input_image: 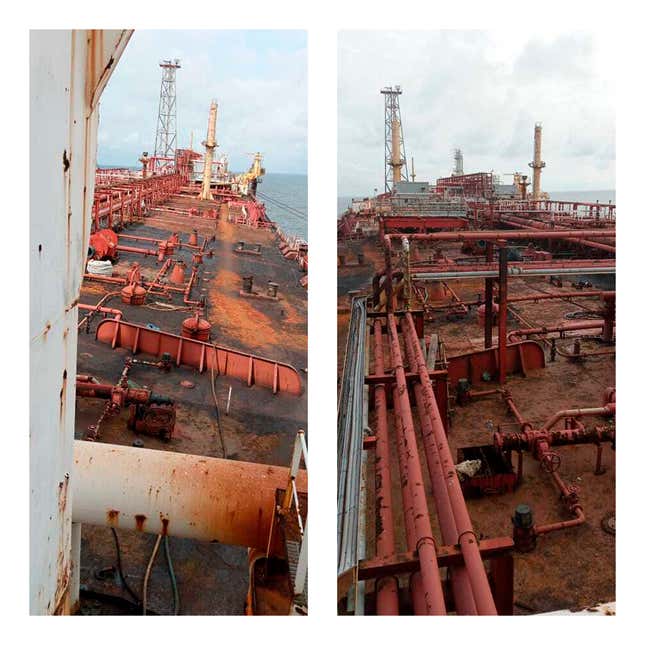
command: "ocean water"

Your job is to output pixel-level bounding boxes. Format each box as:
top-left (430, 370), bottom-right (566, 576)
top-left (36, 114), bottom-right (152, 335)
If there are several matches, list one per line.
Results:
top-left (257, 173), bottom-right (308, 240)
top-left (338, 189), bottom-right (616, 217)
top-left (548, 190), bottom-right (615, 204)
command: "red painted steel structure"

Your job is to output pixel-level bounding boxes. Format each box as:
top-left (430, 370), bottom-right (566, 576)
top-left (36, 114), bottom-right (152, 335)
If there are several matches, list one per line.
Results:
top-left (94, 319), bottom-right (303, 395)
top-left (379, 215), bottom-right (469, 236)
top-left (436, 172), bottom-right (494, 199)
top-left (91, 172), bottom-right (184, 232)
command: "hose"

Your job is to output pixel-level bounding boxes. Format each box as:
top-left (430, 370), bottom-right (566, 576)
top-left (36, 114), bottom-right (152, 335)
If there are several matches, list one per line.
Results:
top-left (563, 310), bottom-right (603, 320)
top-left (80, 588), bottom-right (158, 615)
top-left (211, 343), bottom-right (227, 458)
top-left (142, 534), bottom-right (163, 615)
top-left (110, 527), bottom-right (141, 604)
top-left (164, 536), bottom-right (180, 615)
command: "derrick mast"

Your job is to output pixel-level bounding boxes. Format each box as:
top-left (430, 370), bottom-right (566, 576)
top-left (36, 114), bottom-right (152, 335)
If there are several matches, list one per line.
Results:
top-left (381, 85), bottom-right (409, 193)
top-left (153, 59), bottom-right (180, 172)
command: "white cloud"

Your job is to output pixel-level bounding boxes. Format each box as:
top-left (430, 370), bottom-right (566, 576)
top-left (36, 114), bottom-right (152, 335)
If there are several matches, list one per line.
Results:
top-left (97, 30), bottom-right (307, 174)
top-left (338, 30), bottom-right (615, 195)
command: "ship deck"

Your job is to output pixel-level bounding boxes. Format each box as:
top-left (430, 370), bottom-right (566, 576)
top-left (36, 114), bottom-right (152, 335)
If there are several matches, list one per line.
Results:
top-left (338, 235), bottom-right (615, 614)
top-left (76, 192), bottom-right (307, 615)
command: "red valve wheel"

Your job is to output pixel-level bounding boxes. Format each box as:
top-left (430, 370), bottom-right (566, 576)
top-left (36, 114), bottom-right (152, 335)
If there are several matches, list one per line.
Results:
top-left (540, 451), bottom-right (561, 473)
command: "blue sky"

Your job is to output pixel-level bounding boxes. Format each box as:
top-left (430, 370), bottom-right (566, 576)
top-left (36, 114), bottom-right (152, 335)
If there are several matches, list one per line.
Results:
top-left (97, 30), bottom-right (307, 174)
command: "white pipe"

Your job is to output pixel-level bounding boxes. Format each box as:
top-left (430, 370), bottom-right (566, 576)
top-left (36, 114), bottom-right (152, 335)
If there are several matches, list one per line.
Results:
top-left (72, 440), bottom-right (306, 550)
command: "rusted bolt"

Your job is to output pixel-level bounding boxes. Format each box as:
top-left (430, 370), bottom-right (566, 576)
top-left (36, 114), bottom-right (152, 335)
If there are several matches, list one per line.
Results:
top-left (242, 275), bottom-right (253, 294)
top-left (236, 241), bottom-right (245, 251)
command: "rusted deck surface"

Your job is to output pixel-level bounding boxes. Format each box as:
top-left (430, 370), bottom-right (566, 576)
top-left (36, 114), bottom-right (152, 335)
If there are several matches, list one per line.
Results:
top-left (338, 236), bottom-right (615, 614)
top-left (76, 192), bottom-right (307, 615)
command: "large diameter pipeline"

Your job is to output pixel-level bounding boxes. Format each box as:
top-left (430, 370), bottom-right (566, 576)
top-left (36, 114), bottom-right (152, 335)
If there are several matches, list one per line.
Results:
top-left (402, 313), bottom-right (498, 615)
top-left (372, 320), bottom-right (399, 615)
top-left (72, 441), bottom-right (307, 550)
top-left (387, 314), bottom-right (446, 615)
top-left (401, 322), bottom-right (478, 615)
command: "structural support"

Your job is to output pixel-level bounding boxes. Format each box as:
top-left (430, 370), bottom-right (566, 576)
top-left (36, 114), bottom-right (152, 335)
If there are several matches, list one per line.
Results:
top-left (484, 242), bottom-right (494, 349)
top-left (498, 244), bottom-right (508, 385)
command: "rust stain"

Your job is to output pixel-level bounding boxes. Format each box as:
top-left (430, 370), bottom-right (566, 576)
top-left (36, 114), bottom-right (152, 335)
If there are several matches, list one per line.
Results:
top-left (59, 369), bottom-right (68, 421)
top-left (134, 514), bottom-right (147, 531)
top-left (106, 509), bottom-right (120, 526)
top-left (160, 514), bottom-right (170, 535)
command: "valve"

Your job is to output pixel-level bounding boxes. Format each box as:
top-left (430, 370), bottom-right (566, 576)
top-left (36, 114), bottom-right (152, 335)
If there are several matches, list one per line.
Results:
top-left (539, 450), bottom-right (561, 473)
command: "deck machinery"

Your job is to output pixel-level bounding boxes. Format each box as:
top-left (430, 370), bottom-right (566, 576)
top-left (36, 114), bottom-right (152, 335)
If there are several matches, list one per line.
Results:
top-left (337, 89), bottom-right (615, 616)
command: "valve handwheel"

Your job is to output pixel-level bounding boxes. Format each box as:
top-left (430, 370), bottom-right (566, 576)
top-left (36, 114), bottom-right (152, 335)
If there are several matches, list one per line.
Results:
top-left (540, 451), bottom-right (561, 473)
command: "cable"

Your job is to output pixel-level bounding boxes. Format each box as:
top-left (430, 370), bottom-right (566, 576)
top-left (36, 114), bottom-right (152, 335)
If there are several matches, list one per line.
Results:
top-left (110, 527), bottom-right (141, 604)
top-left (564, 310), bottom-right (603, 320)
top-left (142, 534), bottom-right (163, 615)
top-left (80, 588), bottom-right (158, 615)
top-left (210, 343), bottom-right (227, 458)
top-left (164, 535), bottom-right (180, 615)
top-left (256, 191), bottom-right (307, 219)
top-left (257, 190), bottom-right (307, 216)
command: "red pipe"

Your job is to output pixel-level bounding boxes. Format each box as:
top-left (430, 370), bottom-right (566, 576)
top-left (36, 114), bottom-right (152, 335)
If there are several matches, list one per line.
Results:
top-left (145, 258), bottom-right (173, 298)
top-left (183, 266), bottom-right (203, 307)
top-left (387, 314), bottom-right (447, 615)
top-left (498, 246), bottom-right (508, 385)
top-left (372, 320), bottom-right (399, 615)
top-left (401, 322), bottom-right (478, 615)
top-left (533, 469), bottom-right (585, 535)
top-left (534, 507), bottom-right (585, 535)
top-left (392, 386), bottom-right (428, 615)
top-left (116, 244), bottom-right (158, 257)
top-left (83, 273), bottom-right (127, 286)
top-left (499, 215), bottom-right (616, 253)
top-left (386, 229), bottom-right (615, 242)
top-left (402, 313), bottom-right (498, 615)
top-left (507, 321), bottom-right (606, 343)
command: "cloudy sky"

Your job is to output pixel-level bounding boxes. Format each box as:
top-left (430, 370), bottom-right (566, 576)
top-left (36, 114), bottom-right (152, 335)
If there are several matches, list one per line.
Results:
top-left (98, 30), bottom-right (307, 174)
top-left (338, 31), bottom-right (615, 196)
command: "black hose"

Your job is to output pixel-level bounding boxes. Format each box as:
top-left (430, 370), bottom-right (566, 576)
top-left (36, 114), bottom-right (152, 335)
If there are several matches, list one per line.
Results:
top-left (80, 588), bottom-right (158, 615)
top-left (164, 536), bottom-right (180, 615)
top-left (111, 528), bottom-right (141, 604)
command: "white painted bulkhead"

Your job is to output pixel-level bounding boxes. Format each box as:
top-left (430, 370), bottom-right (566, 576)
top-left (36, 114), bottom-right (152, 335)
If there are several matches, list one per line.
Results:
top-left (29, 29), bottom-right (132, 615)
